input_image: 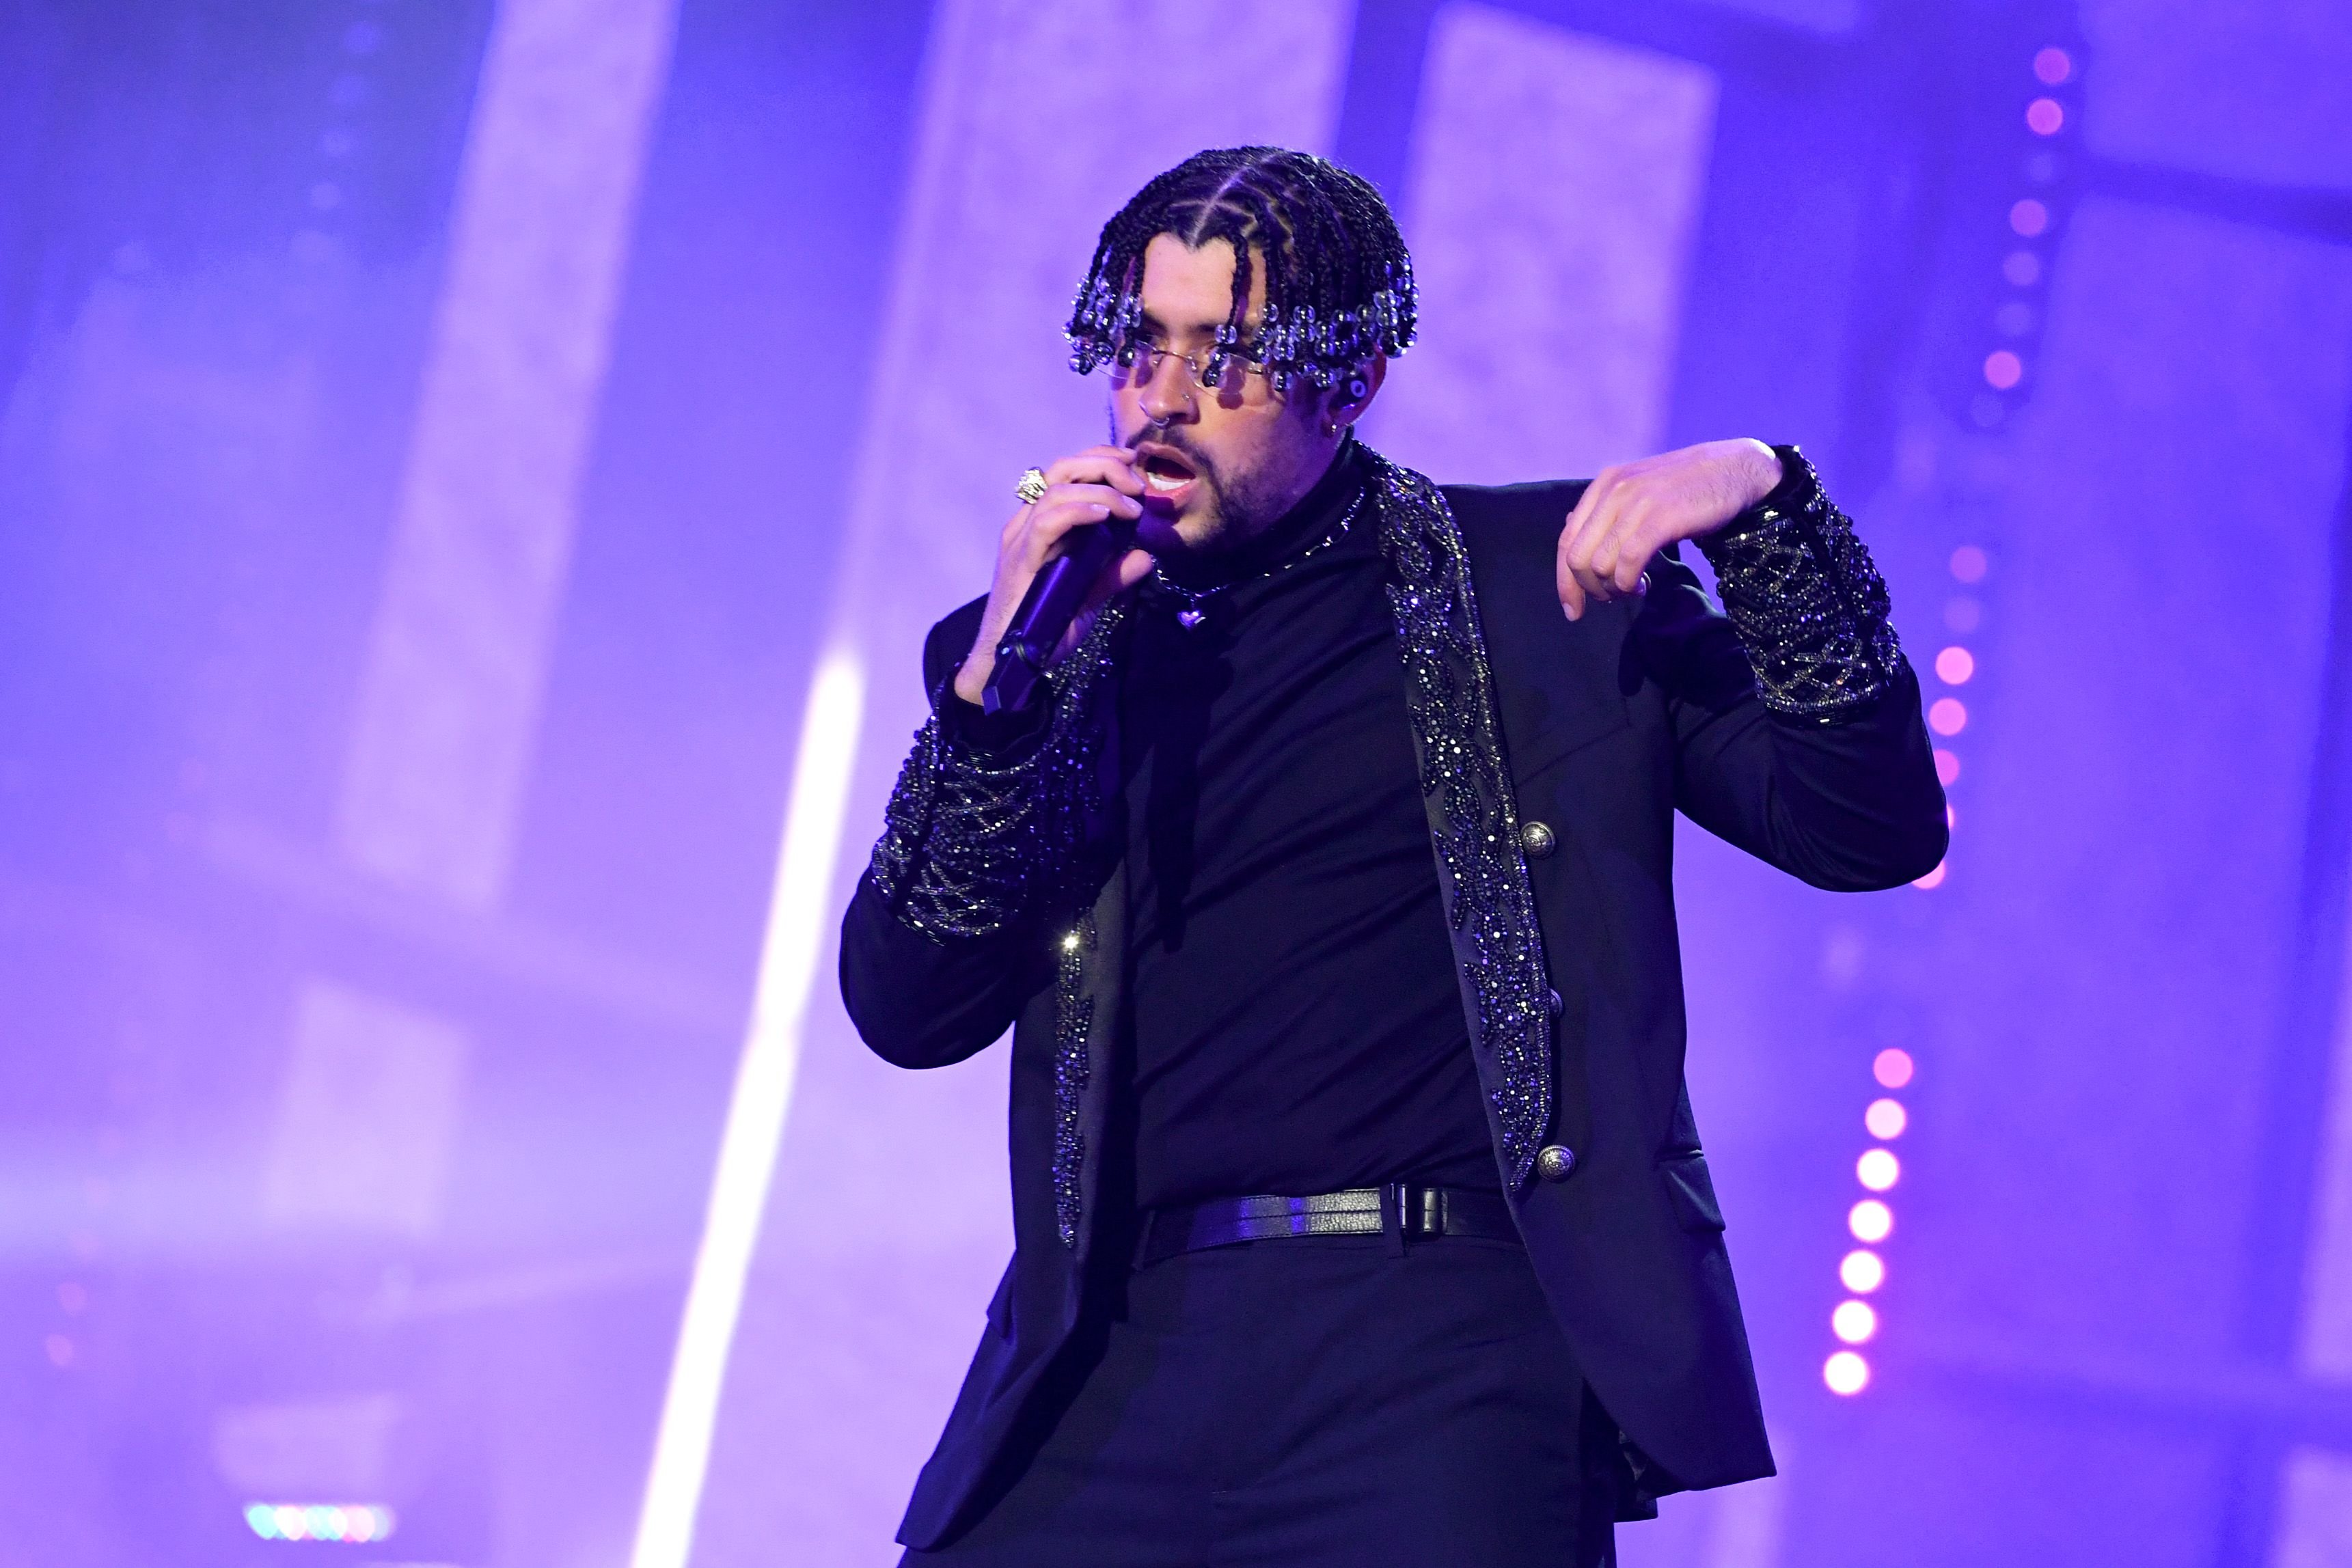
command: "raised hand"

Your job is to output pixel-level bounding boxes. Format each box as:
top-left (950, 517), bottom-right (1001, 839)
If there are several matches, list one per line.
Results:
top-left (953, 446), bottom-right (1158, 706)
top-left (1557, 438), bottom-right (1783, 621)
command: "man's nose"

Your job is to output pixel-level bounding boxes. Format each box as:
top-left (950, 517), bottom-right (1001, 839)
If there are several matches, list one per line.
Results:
top-left (1139, 357), bottom-right (1194, 424)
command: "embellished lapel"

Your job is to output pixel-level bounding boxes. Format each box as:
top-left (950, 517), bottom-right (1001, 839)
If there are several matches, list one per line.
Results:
top-left (1365, 452), bottom-right (1557, 1190)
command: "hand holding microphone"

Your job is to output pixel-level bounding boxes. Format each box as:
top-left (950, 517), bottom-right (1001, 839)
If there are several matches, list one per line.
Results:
top-left (955, 446), bottom-right (1156, 714)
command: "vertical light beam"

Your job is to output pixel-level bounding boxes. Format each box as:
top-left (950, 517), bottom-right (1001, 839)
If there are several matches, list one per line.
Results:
top-left (337, 0), bottom-right (681, 909)
top-left (629, 650), bottom-right (866, 1568)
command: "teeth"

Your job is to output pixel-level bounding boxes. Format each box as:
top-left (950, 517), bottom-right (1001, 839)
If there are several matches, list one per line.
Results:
top-left (1146, 470), bottom-right (1188, 492)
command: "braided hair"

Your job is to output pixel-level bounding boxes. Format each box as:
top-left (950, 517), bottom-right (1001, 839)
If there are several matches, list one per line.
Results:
top-left (1065, 147), bottom-right (1417, 397)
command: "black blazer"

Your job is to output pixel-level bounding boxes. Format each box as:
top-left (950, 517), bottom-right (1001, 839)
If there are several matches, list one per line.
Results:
top-left (842, 477), bottom-right (1948, 1550)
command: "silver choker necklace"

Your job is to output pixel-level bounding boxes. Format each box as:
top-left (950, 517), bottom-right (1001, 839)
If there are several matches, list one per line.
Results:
top-left (1149, 489), bottom-right (1367, 629)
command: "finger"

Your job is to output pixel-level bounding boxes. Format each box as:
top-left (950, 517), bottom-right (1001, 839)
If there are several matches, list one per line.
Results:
top-left (1021, 491), bottom-right (1138, 565)
top-left (1585, 493), bottom-right (1648, 597)
top-left (1039, 479), bottom-right (1142, 520)
top-left (1044, 449), bottom-right (1143, 497)
top-left (1559, 568), bottom-right (1588, 622)
top-left (1564, 482), bottom-right (1627, 603)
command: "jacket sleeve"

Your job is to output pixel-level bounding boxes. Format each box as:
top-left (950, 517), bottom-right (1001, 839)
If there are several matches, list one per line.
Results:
top-left (838, 601), bottom-right (1056, 1069)
top-left (1632, 450), bottom-right (1949, 892)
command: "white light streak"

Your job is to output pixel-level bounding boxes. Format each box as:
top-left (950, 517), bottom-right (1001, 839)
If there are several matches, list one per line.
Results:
top-left (629, 649), bottom-right (866, 1568)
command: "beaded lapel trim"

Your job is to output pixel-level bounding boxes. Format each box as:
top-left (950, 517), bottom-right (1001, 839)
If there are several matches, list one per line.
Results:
top-left (1365, 454), bottom-right (1555, 1190)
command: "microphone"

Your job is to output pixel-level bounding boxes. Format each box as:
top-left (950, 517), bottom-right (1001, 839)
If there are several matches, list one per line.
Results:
top-left (980, 520), bottom-right (1134, 715)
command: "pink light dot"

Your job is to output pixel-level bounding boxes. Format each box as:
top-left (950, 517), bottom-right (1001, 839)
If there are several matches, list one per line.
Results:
top-left (1935, 646), bottom-right (1975, 685)
top-left (1833, 1298), bottom-right (1880, 1343)
top-left (1950, 545), bottom-right (1988, 583)
top-left (1841, 1249), bottom-right (1887, 1293)
top-left (1913, 861), bottom-right (1947, 890)
top-left (1857, 1148), bottom-right (1901, 1191)
top-left (1946, 803), bottom-right (1957, 829)
top-left (1874, 1049), bottom-right (1915, 1089)
top-left (1984, 350), bottom-right (2023, 389)
top-left (1933, 748), bottom-right (1960, 786)
top-left (2010, 199), bottom-right (2049, 236)
top-left (2004, 249), bottom-right (2042, 286)
top-left (1824, 1349), bottom-right (1872, 1394)
top-left (1850, 1199), bottom-right (1893, 1242)
top-left (2026, 97), bottom-right (2064, 135)
top-left (273, 1507), bottom-right (307, 1541)
top-left (2034, 46), bottom-right (2072, 84)
top-left (1865, 1098), bottom-right (1909, 1139)
top-left (1928, 698), bottom-right (1968, 736)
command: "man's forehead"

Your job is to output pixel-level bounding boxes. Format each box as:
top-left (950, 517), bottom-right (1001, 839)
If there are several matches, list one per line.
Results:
top-left (1138, 233), bottom-right (1268, 333)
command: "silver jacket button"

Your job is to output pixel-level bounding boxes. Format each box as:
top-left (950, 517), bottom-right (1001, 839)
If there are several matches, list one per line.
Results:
top-left (1520, 820), bottom-right (1557, 858)
top-left (1535, 1144), bottom-right (1577, 1182)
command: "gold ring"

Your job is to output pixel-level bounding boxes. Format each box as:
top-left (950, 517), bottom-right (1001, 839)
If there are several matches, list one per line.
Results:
top-left (1014, 467), bottom-right (1049, 505)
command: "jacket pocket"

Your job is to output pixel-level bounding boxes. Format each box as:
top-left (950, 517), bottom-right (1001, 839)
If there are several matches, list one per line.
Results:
top-left (1659, 1152), bottom-right (1726, 1233)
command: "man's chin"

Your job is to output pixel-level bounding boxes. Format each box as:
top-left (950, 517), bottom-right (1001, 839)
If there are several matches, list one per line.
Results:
top-left (1134, 503), bottom-right (1222, 557)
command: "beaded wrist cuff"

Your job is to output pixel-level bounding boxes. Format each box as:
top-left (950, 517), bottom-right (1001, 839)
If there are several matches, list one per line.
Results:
top-left (1697, 445), bottom-right (1902, 720)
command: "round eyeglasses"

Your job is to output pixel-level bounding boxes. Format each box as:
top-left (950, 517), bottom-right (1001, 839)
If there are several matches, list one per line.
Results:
top-left (1108, 341), bottom-right (1268, 396)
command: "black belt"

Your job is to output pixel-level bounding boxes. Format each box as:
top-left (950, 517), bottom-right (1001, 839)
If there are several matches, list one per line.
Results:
top-left (1135, 1183), bottom-right (1520, 1269)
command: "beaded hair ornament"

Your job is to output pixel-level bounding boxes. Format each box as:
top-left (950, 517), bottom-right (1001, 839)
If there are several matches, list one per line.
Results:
top-left (1064, 146), bottom-right (1417, 395)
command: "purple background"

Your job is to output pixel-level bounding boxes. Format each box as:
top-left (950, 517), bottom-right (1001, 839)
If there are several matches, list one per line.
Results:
top-left (3, 1), bottom-right (2351, 1565)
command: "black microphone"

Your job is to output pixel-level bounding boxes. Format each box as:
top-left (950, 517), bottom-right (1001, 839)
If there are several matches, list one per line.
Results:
top-left (980, 520), bottom-right (1134, 715)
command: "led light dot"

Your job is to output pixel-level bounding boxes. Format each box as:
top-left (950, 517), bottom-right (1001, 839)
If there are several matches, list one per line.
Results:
top-left (1841, 1249), bottom-right (1887, 1293)
top-left (2034, 46), bottom-right (2072, 84)
top-left (1857, 1148), bottom-right (1901, 1191)
top-left (1928, 697), bottom-right (1968, 736)
top-left (1865, 1098), bottom-right (1908, 1140)
top-left (2010, 198), bottom-right (2049, 236)
top-left (1912, 862), bottom-right (1947, 890)
top-left (1934, 646), bottom-right (1975, 685)
top-left (1874, 1049), bottom-right (1915, 1089)
top-left (1833, 1298), bottom-right (1879, 1343)
top-left (1824, 1349), bottom-right (1872, 1394)
top-left (1850, 1198), bottom-right (1893, 1243)
top-left (1933, 747), bottom-right (1960, 786)
top-left (2026, 97), bottom-right (2064, 135)
top-left (1983, 350), bottom-right (2023, 390)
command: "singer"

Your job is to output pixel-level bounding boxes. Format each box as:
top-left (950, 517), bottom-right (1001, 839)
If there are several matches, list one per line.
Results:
top-left (842, 147), bottom-right (1946, 1566)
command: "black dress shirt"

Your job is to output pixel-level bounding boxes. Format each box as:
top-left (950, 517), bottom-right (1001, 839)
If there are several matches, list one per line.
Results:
top-left (1114, 443), bottom-right (1496, 1210)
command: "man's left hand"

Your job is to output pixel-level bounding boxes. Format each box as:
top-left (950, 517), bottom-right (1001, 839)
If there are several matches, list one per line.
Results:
top-left (1557, 438), bottom-right (1783, 621)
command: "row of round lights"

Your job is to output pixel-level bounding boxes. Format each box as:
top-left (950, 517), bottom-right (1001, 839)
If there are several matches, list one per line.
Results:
top-left (1913, 545), bottom-right (1986, 890)
top-left (244, 1502), bottom-right (396, 1543)
top-left (1823, 1047), bottom-right (1915, 1394)
top-left (1972, 44), bottom-right (2078, 428)
top-left (1822, 546), bottom-right (1987, 1393)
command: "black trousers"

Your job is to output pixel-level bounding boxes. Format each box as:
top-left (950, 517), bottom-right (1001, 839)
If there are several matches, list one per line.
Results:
top-left (901, 1231), bottom-right (1619, 1567)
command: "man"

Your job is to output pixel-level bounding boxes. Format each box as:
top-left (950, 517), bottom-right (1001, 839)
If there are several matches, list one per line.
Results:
top-left (841, 147), bottom-right (1945, 1565)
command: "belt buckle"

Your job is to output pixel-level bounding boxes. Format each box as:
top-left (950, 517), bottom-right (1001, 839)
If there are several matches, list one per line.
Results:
top-left (1379, 1182), bottom-right (1410, 1256)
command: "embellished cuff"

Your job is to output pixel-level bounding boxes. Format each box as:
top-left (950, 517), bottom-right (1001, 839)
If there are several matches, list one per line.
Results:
top-left (864, 610), bottom-right (1122, 940)
top-left (866, 711), bottom-right (1054, 940)
top-left (1697, 445), bottom-right (1903, 720)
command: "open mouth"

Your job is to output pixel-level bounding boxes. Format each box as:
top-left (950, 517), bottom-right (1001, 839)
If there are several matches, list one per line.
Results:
top-left (1138, 446), bottom-right (1201, 506)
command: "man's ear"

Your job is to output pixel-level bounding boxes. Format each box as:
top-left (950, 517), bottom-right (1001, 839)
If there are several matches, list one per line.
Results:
top-left (1330, 354), bottom-right (1388, 429)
